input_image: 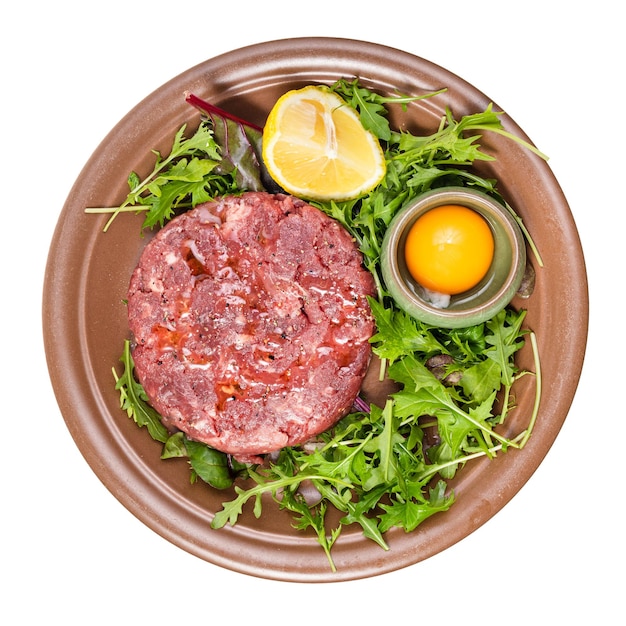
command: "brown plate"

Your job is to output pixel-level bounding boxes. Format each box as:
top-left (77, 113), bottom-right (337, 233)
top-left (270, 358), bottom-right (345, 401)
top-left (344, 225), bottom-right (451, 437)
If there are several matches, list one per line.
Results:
top-left (42, 37), bottom-right (588, 582)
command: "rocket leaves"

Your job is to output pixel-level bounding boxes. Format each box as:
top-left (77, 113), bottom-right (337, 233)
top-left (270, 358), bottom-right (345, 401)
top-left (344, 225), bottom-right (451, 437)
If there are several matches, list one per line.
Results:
top-left (113, 340), bottom-right (169, 444)
top-left (86, 112), bottom-right (253, 232)
top-left (208, 308), bottom-right (536, 573)
top-left (106, 79), bottom-right (542, 571)
top-left (368, 297), bottom-right (447, 362)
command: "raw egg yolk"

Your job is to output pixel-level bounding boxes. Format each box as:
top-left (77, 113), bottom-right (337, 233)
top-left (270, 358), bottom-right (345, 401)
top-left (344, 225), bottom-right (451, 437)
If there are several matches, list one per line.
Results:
top-left (404, 204), bottom-right (495, 295)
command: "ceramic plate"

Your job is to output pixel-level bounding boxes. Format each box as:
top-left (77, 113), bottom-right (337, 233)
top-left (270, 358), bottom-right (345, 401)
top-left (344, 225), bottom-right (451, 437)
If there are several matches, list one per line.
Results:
top-left (43, 37), bottom-right (588, 582)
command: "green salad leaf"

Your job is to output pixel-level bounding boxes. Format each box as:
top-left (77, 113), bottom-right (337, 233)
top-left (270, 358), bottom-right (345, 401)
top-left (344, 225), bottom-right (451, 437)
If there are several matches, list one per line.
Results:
top-left (113, 340), bottom-right (169, 443)
top-left (86, 121), bottom-right (237, 232)
top-left (107, 79), bottom-right (543, 571)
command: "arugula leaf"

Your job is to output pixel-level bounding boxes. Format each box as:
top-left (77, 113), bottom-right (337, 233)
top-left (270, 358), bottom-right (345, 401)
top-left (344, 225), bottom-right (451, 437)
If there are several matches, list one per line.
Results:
top-left (361, 400), bottom-right (403, 488)
top-left (394, 104), bottom-right (547, 165)
top-left (459, 359), bottom-right (503, 405)
top-left (389, 354), bottom-right (445, 398)
top-left (312, 87), bottom-right (543, 301)
top-left (139, 159), bottom-right (225, 229)
top-left (101, 122), bottom-right (223, 231)
top-left (211, 468), bottom-right (353, 530)
top-left (337, 490), bottom-right (389, 551)
top-left (113, 340), bottom-right (169, 443)
top-left (483, 309), bottom-right (527, 386)
top-left (86, 118), bottom-right (250, 231)
top-left (105, 80), bottom-right (544, 571)
top-left (278, 490), bottom-right (341, 573)
top-left (437, 393), bottom-right (495, 458)
top-left (368, 298), bottom-right (446, 363)
top-left (331, 77), bottom-right (447, 142)
top-left (378, 480), bottom-right (453, 534)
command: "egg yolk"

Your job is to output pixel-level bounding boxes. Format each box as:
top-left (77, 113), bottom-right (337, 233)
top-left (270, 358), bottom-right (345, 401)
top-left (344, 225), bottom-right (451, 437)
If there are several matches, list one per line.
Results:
top-left (404, 204), bottom-right (495, 295)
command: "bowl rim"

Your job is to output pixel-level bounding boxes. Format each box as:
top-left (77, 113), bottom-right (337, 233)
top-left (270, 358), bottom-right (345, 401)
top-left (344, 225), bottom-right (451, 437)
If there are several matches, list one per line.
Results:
top-left (381, 186), bottom-right (527, 328)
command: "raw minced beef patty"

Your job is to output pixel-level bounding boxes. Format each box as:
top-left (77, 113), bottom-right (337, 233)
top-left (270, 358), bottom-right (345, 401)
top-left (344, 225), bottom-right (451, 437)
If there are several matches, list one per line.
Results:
top-left (127, 191), bottom-right (376, 462)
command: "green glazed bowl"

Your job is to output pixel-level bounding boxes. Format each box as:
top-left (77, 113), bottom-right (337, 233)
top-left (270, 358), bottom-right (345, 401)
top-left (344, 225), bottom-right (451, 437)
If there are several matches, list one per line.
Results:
top-left (380, 187), bottom-right (526, 328)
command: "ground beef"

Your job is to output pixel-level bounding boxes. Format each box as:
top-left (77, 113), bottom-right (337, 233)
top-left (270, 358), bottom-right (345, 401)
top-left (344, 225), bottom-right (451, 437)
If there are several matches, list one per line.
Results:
top-left (127, 192), bottom-right (376, 462)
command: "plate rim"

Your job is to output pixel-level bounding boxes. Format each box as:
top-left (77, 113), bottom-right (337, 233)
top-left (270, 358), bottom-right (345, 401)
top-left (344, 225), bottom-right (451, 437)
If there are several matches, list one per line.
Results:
top-left (42, 36), bottom-right (589, 582)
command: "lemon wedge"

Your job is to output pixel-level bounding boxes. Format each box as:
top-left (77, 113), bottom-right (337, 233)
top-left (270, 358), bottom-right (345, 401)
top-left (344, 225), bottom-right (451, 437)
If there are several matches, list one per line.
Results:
top-left (262, 85), bottom-right (386, 201)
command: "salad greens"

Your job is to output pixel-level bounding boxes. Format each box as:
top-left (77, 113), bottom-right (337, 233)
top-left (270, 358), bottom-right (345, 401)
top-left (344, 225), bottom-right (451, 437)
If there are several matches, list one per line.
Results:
top-left (101, 79), bottom-right (543, 571)
top-left (87, 120), bottom-right (237, 232)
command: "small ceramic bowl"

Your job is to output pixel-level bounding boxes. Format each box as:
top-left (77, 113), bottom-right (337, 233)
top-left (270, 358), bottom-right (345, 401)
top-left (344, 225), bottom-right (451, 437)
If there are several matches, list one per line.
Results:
top-left (380, 187), bottom-right (526, 328)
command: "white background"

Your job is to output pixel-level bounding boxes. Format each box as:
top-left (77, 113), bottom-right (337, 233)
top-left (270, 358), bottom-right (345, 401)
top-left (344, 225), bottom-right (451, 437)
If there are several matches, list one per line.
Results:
top-left (2, 2), bottom-right (621, 623)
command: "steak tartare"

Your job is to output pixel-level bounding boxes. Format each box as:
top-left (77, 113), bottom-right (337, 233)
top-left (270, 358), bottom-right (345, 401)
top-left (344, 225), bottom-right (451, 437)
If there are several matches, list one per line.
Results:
top-left (127, 192), bottom-right (376, 462)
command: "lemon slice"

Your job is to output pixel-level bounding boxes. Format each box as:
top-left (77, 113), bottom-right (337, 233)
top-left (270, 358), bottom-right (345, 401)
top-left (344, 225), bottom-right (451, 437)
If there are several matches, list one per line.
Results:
top-left (262, 85), bottom-right (386, 201)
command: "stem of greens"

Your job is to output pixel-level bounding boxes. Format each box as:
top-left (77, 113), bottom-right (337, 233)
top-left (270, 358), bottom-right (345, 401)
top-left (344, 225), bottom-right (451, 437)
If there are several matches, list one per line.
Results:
top-left (185, 92), bottom-right (264, 132)
top-left (504, 201), bottom-right (544, 267)
top-left (518, 332), bottom-right (542, 448)
top-left (84, 205), bottom-right (147, 214)
top-left (479, 125), bottom-right (549, 161)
